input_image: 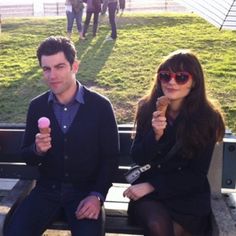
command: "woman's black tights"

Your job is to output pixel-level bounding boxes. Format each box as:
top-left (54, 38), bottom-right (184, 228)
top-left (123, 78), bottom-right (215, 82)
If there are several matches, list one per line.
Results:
top-left (129, 199), bottom-right (175, 236)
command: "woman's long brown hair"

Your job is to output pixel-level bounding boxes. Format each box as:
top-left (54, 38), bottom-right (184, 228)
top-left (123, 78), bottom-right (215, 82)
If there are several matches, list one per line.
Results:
top-left (134, 50), bottom-right (225, 158)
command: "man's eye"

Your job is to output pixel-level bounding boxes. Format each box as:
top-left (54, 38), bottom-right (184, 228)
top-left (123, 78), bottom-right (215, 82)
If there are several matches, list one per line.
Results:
top-left (57, 65), bottom-right (65, 69)
top-left (43, 68), bottom-right (50, 72)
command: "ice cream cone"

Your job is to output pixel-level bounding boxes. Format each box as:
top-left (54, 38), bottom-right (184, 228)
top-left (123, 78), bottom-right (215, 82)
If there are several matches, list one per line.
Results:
top-left (38, 117), bottom-right (50, 134)
top-left (156, 96), bottom-right (169, 116)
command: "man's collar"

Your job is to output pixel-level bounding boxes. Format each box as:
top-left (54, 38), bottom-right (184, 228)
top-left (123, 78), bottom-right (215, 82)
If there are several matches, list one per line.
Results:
top-left (48, 81), bottom-right (85, 104)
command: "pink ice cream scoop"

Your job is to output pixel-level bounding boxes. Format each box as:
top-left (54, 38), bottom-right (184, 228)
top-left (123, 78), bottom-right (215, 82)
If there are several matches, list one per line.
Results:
top-left (38, 117), bottom-right (50, 134)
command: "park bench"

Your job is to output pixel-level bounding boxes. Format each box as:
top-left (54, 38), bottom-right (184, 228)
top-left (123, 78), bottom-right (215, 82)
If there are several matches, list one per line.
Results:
top-left (0, 124), bottom-right (235, 236)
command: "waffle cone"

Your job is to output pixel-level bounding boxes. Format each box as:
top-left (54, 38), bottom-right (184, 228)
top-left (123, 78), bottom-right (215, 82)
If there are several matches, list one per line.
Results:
top-left (156, 96), bottom-right (169, 115)
top-left (39, 127), bottom-right (50, 134)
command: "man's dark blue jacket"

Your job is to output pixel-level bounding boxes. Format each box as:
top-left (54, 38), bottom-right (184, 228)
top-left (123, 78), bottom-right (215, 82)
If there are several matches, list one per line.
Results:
top-left (21, 86), bottom-right (119, 198)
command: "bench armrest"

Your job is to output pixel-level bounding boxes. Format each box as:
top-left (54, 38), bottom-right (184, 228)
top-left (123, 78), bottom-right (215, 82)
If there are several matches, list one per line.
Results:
top-left (0, 180), bottom-right (35, 236)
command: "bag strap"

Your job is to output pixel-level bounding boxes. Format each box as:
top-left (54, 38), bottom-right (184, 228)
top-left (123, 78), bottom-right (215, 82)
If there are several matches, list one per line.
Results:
top-left (162, 141), bottom-right (182, 162)
top-left (135, 141), bottom-right (182, 174)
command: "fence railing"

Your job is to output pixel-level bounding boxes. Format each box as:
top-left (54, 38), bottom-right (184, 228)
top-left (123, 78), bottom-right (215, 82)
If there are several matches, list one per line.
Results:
top-left (126, 0), bottom-right (187, 12)
top-left (43, 2), bottom-right (65, 16)
top-left (0, 0), bottom-right (188, 18)
top-left (0, 4), bottom-right (34, 17)
top-left (176, 0), bottom-right (236, 30)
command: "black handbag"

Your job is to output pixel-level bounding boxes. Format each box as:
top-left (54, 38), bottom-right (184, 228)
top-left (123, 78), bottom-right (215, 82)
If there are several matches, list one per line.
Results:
top-left (124, 142), bottom-right (181, 184)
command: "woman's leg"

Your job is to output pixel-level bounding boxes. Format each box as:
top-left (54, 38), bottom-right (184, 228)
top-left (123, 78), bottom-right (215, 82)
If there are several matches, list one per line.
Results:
top-left (128, 199), bottom-right (175, 236)
top-left (66, 10), bottom-right (75, 38)
top-left (75, 9), bottom-right (84, 38)
top-left (174, 222), bottom-right (192, 236)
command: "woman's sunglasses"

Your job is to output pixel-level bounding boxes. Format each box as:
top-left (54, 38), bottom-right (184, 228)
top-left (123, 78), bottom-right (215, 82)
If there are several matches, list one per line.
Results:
top-left (158, 71), bottom-right (192, 85)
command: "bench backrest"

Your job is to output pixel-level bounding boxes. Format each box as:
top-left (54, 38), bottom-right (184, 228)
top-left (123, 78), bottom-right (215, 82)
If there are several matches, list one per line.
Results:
top-left (0, 126), bottom-right (134, 183)
top-left (0, 125), bottom-right (236, 191)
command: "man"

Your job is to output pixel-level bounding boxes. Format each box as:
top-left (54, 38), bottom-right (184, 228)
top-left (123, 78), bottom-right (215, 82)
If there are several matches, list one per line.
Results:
top-left (5, 36), bottom-right (119, 236)
top-left (105, 0), bottom-right (118, 41)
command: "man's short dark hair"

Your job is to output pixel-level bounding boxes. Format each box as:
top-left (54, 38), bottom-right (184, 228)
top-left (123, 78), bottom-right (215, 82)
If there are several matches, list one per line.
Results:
top-left (37, 36), bottom-right (77, 67)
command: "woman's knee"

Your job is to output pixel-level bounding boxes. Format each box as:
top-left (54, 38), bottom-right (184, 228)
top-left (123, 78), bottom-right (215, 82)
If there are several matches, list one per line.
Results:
top-left (174, 222), bottom-right (192, 236)
top-left (146, 219), bottom-right (174, 236)
top-left (147, 219), bottom-right (162, 234)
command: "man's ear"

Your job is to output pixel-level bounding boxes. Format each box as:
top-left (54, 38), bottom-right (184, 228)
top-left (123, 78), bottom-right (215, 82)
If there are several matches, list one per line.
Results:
top-left (72, 60), bottom-right (80, 73)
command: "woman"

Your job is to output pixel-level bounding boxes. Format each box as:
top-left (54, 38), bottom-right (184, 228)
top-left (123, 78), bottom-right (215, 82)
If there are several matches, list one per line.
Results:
top-left (83, 0), bottom-right (102, 38)
top-left (65, 0), bottom-right (84, 40)
top-left (123, 49), bottom-right (225, 236)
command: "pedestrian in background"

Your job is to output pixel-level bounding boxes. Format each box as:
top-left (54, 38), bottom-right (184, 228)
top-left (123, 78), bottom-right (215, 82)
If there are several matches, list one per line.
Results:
top-left (105, 0), bottom-right (117, 41)
top-left (83, 0), bottom-right (102, 38)
top-left (65, 0), bottom-right (85, 40)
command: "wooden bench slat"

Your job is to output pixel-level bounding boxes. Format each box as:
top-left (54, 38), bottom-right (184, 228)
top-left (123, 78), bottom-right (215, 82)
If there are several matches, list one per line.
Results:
top-left (0, 164), bottom-right (39, 179)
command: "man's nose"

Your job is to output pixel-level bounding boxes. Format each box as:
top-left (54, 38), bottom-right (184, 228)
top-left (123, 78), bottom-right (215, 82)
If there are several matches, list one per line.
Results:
top-left (49, 68), bottom-right (57, 78)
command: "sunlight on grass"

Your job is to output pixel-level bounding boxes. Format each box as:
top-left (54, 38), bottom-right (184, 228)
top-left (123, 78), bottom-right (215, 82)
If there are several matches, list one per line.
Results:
top-left (0, 13), bottom-right (236, 132)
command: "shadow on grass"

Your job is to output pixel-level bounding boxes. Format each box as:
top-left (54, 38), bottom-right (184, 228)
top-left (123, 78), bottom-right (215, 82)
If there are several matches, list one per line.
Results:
top-left (74, 29), bottom-right (115, 87)
top-left (0, 65), bottom-right (46, 123)
top-left (0, 30), bottom-right (116, 122)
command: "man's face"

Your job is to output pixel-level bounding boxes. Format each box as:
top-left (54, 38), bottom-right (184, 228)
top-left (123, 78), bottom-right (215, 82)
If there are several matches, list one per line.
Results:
top-left (41, 52), bottom-right (78, 102)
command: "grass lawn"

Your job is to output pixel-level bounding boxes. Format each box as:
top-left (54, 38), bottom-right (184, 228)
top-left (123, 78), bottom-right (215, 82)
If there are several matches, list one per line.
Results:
top-left (0, 13), bottom-right (236, 133)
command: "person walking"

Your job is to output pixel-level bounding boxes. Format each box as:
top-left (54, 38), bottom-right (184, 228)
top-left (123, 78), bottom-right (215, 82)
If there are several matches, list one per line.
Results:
top-left (83, 0), bottom-right (102, 38)
top-left (4, 36), bottom-right (119, 236)
top-left (65, 0), bottom-right (85, 40)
